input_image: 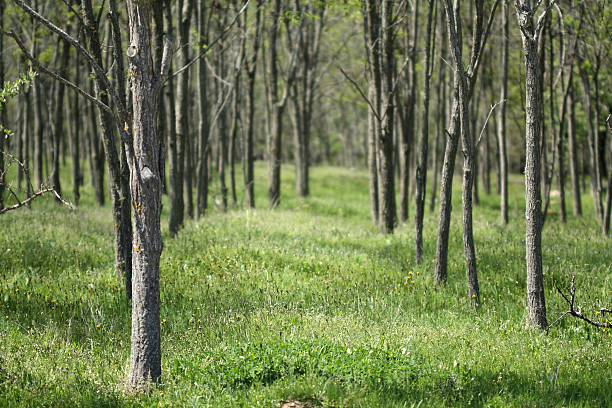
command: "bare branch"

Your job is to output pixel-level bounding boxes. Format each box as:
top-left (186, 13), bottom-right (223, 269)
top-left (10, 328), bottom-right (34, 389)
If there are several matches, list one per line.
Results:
top-left (10, 0), bottom-right (128, 123)
top-left (338, 66), bottom-right (381, 123)
top-left (166, 0), bottom-right (250, 82)
top-left (551, 273), bottom-right (612, 330)
top-left (476, 99), bottom-right (505, 147)
top-left (0, 188), bottom-right (75, 215)
top-left (2, 29), bottom-right (114, 115)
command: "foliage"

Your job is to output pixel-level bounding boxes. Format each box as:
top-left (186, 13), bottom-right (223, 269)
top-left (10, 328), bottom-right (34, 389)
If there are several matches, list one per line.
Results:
top-left (0, 163), bottom-right (610, 407)
top-left (0, 69), bottom-right (36, 138)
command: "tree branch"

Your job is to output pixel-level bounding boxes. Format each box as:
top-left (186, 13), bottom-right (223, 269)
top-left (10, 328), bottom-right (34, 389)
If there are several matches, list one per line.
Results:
top-left (550, 273), bottom-right (612, 330)
top-left (2, 29), bottom-right (114, 115)
top-left (166, 0), bottom-right (250, 82)
top-left (10, 0), bottom-right (128, 123)
top-left (476, 99), bottom-right (505, 147)
top-left (338, 66), bottom-right (381, 123)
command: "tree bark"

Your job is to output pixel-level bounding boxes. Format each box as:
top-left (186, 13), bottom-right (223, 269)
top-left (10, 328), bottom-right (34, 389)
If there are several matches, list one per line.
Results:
top-left (377, 0), bottom-right (396, 234)
top-left (567, 83), bottom-right (581, 216)
top-left (497, 0), bottom-right (509, 224)
top-left (430, 8), bottom-right (447, 213)
top-left (514, 0), bottom-right (548, 330)
top-left (0, 0), bottom-right (5, 209)
top-left (196, 0), bottom-right (209, 217)
top-left (400, 0), bottom-right (419, 223)
top-left (266, 0), bottom-right (286, 209)
top-left (70, 44), bottom-right (81, 206)
top-left (243, 0), bottom-right (263, 209)
top-left (415, 0), bottom-right (435, 262)
top-left (51, 37), bottom-right (69, 202)
top-left (125, 0), bottom-right (164, 389)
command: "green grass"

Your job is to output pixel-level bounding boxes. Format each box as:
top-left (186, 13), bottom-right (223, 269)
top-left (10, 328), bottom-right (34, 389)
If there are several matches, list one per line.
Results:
top-left (0, 162), bottom-right (610, 407)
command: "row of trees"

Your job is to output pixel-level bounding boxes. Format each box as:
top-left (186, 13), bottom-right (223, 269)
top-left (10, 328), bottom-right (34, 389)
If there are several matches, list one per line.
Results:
top-left (0, 0), bottom-right (610, 390)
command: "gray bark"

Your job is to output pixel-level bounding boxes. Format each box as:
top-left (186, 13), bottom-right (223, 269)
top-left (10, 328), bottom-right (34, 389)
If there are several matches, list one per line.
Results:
top-left (415, 0), bottom-right (435, 262)
top-left (567, 84), bottom-right (581, 216)
top-left (497, 0), bottom-right (509, 224)
top-left (378, 0), bottom-right (396, 234)
top-left (196, 0), bottom-right (209, 217)
top-left (243, 0), bottom-right (263, 208)
top-left (51, 37), bottom-right (69, 201)
top-left (125, 0), bottom-right (164, 389)
top-left (514, 0), bottom-right (548, 330)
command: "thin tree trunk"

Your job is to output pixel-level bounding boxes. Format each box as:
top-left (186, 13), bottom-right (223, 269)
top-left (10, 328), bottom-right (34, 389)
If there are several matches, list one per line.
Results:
top-left (267, 0), bottom-right (285, 209)
top-left (33, 80), bottom-right (44, 188)
top-left (415, 0), bottom-right (435, 262)
top-left (579, 67), bottom-right (603, 223)
top-left (567, 83), bottom-right (581, 216)
top-left (173, 0), bottom-right (193, 229)
top-left (603, 117), bottom-right (611, 236)
top-left (514, 0), bottom-right (548, 330)
top-left (430, 9), bottom-right (447, 213)
top-left (125, 0), bottom-right (164, 390)
top-left (70, 45), bottom-right (81, 205)
top-left (497, 0), bottom-right (509, 224)
top-left (377, 0), bottom-right (396, 234)
top-left (51, 38), bottom-right (69, 202)
top-left (243, 1), bottom-right (263, 209)
top-left (168, 0), bottom-right (182, 235)
top-left (196, 0), bottom-right (209, 217)
top-left (0, 0), bottom-right (5, 208)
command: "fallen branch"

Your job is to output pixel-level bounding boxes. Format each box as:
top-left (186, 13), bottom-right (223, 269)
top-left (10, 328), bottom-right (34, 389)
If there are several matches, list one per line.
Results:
top-left (0, 188), bottom-right (75, 215)
top-left (549, 273), bottom-right (611, 330)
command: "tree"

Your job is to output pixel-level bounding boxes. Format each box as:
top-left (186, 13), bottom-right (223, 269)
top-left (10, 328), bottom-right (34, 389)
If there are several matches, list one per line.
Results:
top-left (415, 0), bottom-right (436, 263)
top-left (9, 0), bottom-right (170, 387)
top-left (513, 0), bottom-right (550, 330)
top-left (434, 0), bottom-right (499, 304)
top-left (497, 0), bottom-right (509, 225)
top-left (243, 0), bottom-right (263, 209)
top-left (266, 0), bottom-right (296, 209)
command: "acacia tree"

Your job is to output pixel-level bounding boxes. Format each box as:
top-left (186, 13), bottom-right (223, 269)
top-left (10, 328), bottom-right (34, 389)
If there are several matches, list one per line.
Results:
top-left (243, 0), bottom-right (263, 209)
top-left (9, 0), bottom-right (170, 388)
top-left (434, 0), bottom-right (499, 305)
top-left (414, 0), bottom-right (436, 263)
top-left (514, 0), bottom-right (550, 330)
top-left (497, 0), bottom-right (509, 225)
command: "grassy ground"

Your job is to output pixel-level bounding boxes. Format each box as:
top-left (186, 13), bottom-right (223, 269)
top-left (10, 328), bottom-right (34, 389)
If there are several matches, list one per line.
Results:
top-left (0, 162), bottom-right (610, 407)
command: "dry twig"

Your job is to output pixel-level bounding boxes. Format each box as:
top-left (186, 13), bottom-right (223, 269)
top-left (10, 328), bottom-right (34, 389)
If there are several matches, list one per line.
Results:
top-left (549, 273), bottom-right (611, 330)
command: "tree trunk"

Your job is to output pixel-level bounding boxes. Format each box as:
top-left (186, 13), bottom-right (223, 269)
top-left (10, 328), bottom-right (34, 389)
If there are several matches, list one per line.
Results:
top-left (603, 117), bottom-right (611, 236)
top-left (377, 0), bottom-right (396, 234)
top-left (125, 0), bottom-right (164, 390)
top-left (578, 68), bottom-right (603, 223)
top-left (567, 83), bottom-right (581, 216)
top-left (267, 0), bottom-right (285, 209)
top-left (514, 0), bottom-right (548, 330)
top-left (168, 0), bottom-right (182, 235)
top-left (497, 0), bottom-right (509, 224)
top-left (172, 0), bottom-right (193, 231)
top-left (415, 0), bottom-right (435, 263)
top-left (434, 94), bottom-right (460, 284)
top-left (0, 0), bottom-right (5, 209)
top-left (243, 1), bottom-right (263, 209)
top-left (196, 0), bottom-right (209, 217)
top-left (33, 80), bottom-right (44, 189)
top-left (430, 10), bottom-right (447, 213)
top-left (51, 38), bottom-right (69, 202)
top-left (70, 46), bottom-right (81, 206)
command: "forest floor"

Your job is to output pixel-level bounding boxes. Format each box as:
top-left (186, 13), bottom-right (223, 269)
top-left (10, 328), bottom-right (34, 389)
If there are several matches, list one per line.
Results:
top-left (0, 163), bottom-right (610, 407)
